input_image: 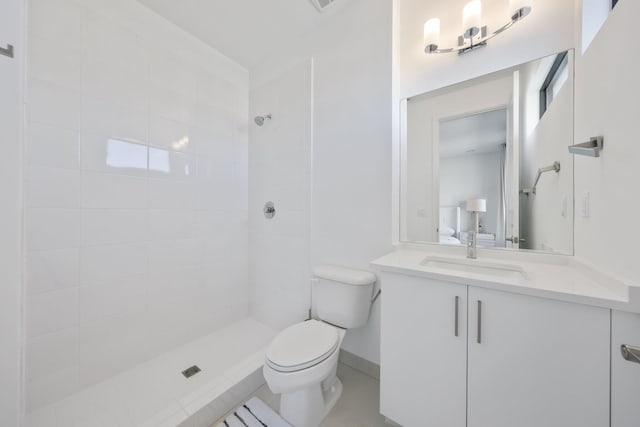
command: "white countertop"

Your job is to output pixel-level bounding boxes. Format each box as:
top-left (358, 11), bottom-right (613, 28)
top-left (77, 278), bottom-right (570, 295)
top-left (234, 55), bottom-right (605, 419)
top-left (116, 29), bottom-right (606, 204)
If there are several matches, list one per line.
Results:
top-left (371, 244), bottom-right (640, 313)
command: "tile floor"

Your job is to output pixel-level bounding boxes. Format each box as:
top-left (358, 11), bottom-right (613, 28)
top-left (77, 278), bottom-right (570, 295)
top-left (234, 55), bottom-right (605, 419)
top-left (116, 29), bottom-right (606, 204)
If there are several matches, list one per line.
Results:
top-left (224, 363), bottom-right (390, 427)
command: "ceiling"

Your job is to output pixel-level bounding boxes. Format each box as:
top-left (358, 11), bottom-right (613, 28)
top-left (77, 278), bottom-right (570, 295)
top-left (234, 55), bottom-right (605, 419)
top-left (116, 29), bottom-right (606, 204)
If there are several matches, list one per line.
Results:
top-left (440, 108), bottom-right (507, 159)
top-left (139, 0), bottom-right (348, 68)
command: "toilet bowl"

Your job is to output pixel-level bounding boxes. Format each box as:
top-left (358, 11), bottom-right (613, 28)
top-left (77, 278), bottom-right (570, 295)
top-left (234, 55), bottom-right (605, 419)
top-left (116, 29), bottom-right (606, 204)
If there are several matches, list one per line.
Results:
top-left (263, 320), bottom-right (345, 427)
top-left (263, 265), bottom-right (377, 427)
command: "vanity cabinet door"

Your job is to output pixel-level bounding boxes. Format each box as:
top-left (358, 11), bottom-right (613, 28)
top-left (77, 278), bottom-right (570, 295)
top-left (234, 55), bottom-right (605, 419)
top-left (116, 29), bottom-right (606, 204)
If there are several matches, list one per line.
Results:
top-left (467, 287), bottom-right (610, 427)
top-left (380, 273), bottom-right (467, 427)
top-left (611, 310), bottom-right (640, 427)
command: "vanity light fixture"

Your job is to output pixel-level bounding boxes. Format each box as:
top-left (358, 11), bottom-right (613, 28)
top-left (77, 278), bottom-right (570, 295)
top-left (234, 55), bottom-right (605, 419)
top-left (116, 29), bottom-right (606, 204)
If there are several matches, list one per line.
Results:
top-left (424, 0), bottom-right (532, 55)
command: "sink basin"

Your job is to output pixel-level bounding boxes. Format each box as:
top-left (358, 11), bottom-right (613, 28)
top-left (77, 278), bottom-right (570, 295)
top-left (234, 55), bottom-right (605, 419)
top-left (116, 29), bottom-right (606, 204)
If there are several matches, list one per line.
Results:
top-left (420, 256), bottom-right (527, 280)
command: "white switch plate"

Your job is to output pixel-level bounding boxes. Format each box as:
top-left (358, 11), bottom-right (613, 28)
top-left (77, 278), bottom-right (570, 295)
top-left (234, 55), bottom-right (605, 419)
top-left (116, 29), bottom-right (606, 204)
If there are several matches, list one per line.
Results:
top-left (580, 192), bottom-right (590, 218)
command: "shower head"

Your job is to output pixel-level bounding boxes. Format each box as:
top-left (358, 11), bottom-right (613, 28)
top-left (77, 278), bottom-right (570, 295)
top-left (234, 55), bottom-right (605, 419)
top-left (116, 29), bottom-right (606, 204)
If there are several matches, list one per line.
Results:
top-left (254, 114), bottom-right (272, 127)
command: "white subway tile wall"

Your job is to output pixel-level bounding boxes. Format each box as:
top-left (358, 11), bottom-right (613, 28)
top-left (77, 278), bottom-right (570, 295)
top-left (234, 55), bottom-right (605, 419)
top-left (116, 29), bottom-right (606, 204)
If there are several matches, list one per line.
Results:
top-left (248, 60), bottom-right (313, 331)
top-left (24, 0), bottom-right (249, 411)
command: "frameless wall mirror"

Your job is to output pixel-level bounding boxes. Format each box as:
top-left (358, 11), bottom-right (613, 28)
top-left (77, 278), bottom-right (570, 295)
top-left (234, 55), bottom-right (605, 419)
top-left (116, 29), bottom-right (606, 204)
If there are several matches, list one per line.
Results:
top-left (400, 50), bottom-right (574, 254)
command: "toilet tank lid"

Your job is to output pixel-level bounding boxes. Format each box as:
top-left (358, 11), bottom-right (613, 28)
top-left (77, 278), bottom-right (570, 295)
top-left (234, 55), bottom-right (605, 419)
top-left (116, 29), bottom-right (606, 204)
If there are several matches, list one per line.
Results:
top-left (313, 265), bottom-right (377, 286)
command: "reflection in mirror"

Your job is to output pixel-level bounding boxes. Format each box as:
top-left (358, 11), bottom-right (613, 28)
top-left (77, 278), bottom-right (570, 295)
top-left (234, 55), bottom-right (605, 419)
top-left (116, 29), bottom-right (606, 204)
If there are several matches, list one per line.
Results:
top-left (401, 50), bottom-right (574, 254)
top-left (439, 109), bottom-right (507, 248)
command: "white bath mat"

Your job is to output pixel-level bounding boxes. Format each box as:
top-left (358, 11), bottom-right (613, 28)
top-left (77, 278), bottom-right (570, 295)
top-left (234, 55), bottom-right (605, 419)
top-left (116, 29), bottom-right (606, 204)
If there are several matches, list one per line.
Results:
top-left (215, 397), bottom-right (292, 427)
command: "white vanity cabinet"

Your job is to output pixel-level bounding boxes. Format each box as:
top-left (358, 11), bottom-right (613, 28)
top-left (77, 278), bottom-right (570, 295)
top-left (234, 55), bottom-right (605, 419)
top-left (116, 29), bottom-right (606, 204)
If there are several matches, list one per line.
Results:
top-left (466, 287), bottom-right (610, 427)
top-left (380, 272), bottom-right (611, 427)
top-left (380, 273), bottom-right (467, 427)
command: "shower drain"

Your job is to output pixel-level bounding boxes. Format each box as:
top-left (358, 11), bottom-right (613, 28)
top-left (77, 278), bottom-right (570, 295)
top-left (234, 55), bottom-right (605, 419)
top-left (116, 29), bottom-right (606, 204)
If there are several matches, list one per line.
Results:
top-left (181, 365), bottom-right (201, 378)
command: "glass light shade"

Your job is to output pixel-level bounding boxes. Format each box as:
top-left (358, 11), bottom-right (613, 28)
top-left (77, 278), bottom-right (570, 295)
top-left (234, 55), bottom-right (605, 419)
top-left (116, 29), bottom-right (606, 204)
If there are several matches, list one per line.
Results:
top-left (424, 18), bottom-right (440, 51)
top-left (462, 0), bottom-right (482, 39)
top-left (466, 198), bottom-right (487, 213)
top-left (510, 0), bottom-right (532, 20)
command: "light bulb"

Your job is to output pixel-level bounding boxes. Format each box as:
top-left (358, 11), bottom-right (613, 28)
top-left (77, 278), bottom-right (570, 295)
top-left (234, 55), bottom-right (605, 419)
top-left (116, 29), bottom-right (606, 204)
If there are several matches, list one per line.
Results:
top-left (424, 18), bottom-right (440, 53)
top-left (462, 0), bottom-right (482, 39)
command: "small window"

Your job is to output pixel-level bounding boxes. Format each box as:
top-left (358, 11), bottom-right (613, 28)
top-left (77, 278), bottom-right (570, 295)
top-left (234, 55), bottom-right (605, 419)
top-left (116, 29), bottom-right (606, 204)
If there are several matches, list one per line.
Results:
top-left (539, 52), bottom-right (569, 119)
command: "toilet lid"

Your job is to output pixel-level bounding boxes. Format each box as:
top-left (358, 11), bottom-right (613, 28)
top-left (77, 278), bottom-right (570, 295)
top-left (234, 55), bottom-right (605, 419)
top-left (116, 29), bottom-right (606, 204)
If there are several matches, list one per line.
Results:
top-left (266, 320), bottom-right (339, 373)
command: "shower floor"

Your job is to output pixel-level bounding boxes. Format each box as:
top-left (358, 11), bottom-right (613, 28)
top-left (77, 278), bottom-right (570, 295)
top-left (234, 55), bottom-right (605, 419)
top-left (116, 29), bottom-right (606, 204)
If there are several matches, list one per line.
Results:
top-left (25, 318), bottom-right (278, 427)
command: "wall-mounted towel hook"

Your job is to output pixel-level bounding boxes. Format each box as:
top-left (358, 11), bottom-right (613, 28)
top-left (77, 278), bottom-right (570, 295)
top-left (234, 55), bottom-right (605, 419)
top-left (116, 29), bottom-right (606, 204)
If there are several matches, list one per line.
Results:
top-left (0, 44), bottom-right (14, 58)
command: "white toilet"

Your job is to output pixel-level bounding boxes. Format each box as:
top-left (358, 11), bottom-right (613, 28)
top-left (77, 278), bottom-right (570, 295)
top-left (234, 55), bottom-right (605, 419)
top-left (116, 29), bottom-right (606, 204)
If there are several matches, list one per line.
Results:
top-left (263, 265), bottom-right (377, 427)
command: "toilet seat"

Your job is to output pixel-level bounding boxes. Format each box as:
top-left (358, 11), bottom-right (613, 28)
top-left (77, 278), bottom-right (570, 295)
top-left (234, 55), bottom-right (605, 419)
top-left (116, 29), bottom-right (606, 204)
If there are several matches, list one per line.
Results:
top-left (266, 320), bottom-right (339, 373)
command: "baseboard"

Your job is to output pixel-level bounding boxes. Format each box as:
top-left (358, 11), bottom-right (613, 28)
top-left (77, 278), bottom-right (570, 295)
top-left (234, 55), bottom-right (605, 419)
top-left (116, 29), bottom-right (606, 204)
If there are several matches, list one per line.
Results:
top-left (339, 349), bottom-right (380, 380)
top-left (385, 417), bottom-right (402, 427)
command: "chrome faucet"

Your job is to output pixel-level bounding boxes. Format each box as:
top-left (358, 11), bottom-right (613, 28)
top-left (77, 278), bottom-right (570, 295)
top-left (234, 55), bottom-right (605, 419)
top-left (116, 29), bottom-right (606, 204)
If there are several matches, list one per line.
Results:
top-left (467, 230), bottom-right (478, 259)
top-left (465, 200), bottom-right (484, 260)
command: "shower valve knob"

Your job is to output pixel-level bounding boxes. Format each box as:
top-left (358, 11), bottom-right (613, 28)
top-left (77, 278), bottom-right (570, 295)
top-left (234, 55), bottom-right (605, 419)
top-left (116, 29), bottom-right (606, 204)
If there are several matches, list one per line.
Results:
top-left (263, 202), bottom-right (276, 219)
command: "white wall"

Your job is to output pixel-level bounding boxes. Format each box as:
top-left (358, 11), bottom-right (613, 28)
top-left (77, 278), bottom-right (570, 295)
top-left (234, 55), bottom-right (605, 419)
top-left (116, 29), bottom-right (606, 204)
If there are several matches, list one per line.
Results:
top-left (581, 0), bottom-right (611, 53)
top-left (518, 54), bottom-right (574, 254)
top-left (249, 0), bottom-right (393, 364)
top-left (24, 0), bottom-right (248, 411)
top-left (574, 0), bottom-right (640, 284)
top-left (0, 0), bottom-right (24, 425)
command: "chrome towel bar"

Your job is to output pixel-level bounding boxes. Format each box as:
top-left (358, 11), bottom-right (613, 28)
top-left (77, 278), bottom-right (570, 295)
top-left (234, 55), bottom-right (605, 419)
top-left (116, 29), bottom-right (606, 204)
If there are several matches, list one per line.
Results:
top-left (569, 136), bottom-right (603, 157)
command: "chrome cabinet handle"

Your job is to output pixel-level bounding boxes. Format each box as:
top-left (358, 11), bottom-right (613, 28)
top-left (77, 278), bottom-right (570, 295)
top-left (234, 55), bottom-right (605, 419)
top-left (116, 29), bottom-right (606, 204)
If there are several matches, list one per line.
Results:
top-left (477, 300), bottom-right (482, 344)
top-left (0, 44), bottom-right (14, 58)
top-left (454, 296), bottom-right (459, 337)
top-left (621, 345), bottom-right (640, 364)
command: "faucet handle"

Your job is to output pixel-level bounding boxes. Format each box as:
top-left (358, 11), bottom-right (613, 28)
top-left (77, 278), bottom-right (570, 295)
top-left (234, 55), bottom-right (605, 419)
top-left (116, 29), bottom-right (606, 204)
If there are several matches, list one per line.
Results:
top-left (506, 236), bottom-right (526, 244)
top-left (467, 231), bottom-right (478, 259)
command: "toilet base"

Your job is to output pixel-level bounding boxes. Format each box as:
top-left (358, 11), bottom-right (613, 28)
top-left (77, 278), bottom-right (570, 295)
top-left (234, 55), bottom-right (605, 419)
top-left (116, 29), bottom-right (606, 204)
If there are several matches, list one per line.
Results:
top-left (322, 377), bottom-right (343, 416)
top-left (280, 377), bottom-right (343, 427)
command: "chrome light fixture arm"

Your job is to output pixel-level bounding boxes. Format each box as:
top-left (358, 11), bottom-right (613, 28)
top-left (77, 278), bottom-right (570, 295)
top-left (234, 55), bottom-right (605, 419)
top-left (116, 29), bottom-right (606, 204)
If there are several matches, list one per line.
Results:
top-left (425, 6), bottom-right (531, 55)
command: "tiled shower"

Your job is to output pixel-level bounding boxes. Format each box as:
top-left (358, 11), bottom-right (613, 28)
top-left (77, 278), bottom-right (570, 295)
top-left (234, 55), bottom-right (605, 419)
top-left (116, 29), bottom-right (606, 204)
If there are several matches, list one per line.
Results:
top-left (24, 0), bottom-right (249, 412)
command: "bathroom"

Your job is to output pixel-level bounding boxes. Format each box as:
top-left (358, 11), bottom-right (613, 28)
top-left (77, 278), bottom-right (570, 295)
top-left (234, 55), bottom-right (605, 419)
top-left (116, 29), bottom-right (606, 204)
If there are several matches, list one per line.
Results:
top-left (0, 0), bottom-right (638, 426)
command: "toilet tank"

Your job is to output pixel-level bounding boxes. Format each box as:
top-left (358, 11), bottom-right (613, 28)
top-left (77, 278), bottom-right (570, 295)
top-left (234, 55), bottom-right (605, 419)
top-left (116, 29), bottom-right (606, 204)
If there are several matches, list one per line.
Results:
top-left (313, 265), bottom-right (377, 329)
